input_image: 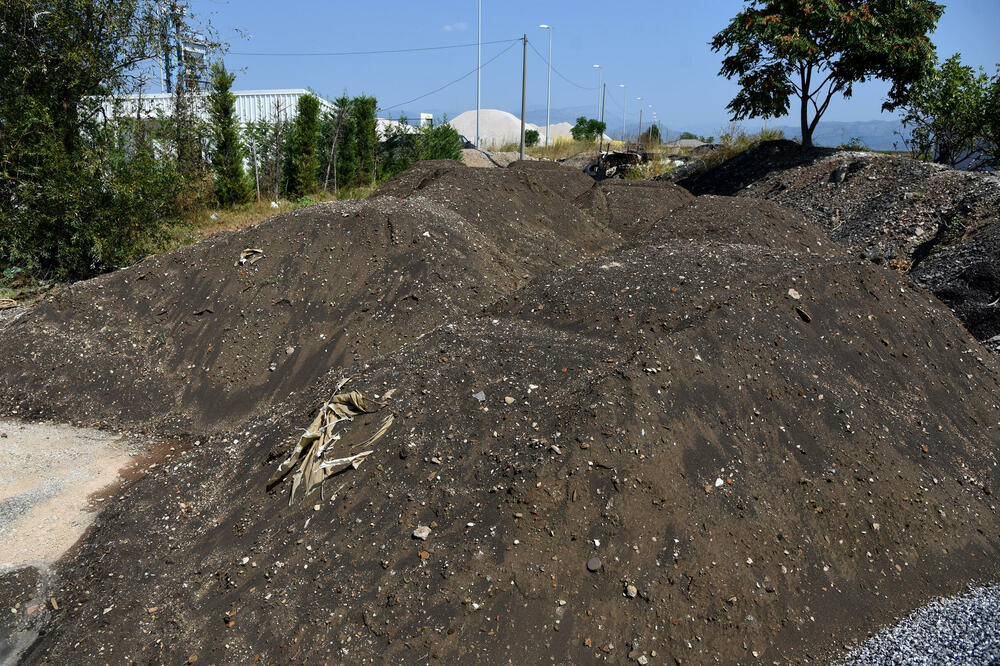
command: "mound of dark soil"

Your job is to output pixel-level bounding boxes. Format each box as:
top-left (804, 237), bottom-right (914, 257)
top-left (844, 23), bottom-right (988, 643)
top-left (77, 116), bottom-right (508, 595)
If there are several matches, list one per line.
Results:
top-left (17, 182), bottom-right (1000, 665)
top-left (912, 223), bottom-right (1000, 352)
top-left (0, 163), bottom-right (627, 434)
top-left (574, 179), bottom-right (694, 237)
top-left (679, 141), bottom-right (1000, 351)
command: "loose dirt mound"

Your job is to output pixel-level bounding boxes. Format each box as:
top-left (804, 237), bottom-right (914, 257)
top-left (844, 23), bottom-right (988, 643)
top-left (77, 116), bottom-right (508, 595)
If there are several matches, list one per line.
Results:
top-left (574, 179), bottom-right (695, 237)
top-left (679, 140), bottom-right (1000, 351)
top-left (15, 180), bottom-right (1000, 665)
top-left (0, 163), bottom-right (627, 434)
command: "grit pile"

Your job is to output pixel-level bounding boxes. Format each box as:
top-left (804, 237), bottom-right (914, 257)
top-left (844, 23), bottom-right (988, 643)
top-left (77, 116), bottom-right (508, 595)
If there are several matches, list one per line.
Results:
top-left (1, 159), bottom-right (998, 665)
top-left (677, 140), bottom-right (1000, 353)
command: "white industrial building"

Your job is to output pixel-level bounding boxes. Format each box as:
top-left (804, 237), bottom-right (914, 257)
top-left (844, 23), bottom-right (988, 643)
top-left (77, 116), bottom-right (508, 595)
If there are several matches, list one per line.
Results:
top-left (111, 89), bottom-right (429, 137)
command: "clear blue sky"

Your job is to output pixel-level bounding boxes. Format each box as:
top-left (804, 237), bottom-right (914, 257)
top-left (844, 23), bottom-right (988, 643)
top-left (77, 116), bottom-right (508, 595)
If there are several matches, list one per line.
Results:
top-left (189, 0), bottom-right (1000, 134)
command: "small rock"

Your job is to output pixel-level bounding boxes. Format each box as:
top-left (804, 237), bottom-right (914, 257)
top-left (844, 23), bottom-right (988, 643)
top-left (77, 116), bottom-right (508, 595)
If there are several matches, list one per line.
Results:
top-left (472, 391), bottom-right (486, 403)
top-left (587, 556), bottom-right (602, 572)
top-left (626, 584), bottom-right (638, 598)
top-left (286, 346), bottom-right (295, 355)
top-left (504, 396), bottom-right (515, 404)
top-left (787, 288), bottom-right (801, 300)
top-left (638, 656), bottom-right (649, 665)
top-left (413, 525), bottom-right (431, 540)
top-left (714, 477), bottom-right (724, 488)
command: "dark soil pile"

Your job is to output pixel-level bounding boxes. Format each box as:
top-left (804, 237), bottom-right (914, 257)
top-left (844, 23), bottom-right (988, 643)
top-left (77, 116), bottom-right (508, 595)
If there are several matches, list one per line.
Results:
top-left (678, 140), bottom-right (1000, 352)
top-left (0, 162), bottom-right (638, 434)
top-left (10, 169), bottom-right (1000, 665)
top-left (911, 224), bottom-right (1000, 353)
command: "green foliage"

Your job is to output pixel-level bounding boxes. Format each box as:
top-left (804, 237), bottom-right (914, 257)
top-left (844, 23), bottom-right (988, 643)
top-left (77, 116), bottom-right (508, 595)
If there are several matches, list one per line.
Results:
top-left (712, 0), bottom-right (943, 148)
top-left (639, 124), bottom-right (661, 145)
top-left (245, 103), bottom-right (290, 199)
top-left (418, 120), bottom-right (462, 161)
top-left (841, 136), bottom-right (869, 150)
top-left (353, 96), bottom-right (378, 185)
top-left (332, 95), bottom-right (360, 191)
top-left (899, 54), bottom-right (999, 170)
top-left (0, 0), bottom-right (199, 279)
top-left (207, 63), bottom-right (253, 206)
top-left (570, 117), bottom-right (607, 141)
top-left (678, 131), bottom-right (699, 140)
top-left (524, 129), bottom-right (540, 147)
top-left (379, 116), bottom-right (462, 181)
top-left (287, 94), bottom-right (321, 196)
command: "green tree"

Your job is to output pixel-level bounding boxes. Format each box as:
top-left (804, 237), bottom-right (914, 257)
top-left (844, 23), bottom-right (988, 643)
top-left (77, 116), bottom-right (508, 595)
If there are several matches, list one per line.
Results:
top-left (678, 131), bottom-right (699, 140)
top-left (333, 95), bottom-right (359, 190)
top-left (207, 63), bottom-right (253, 205)
top-left (524, 129), bottom-right (540, 147)
top-left (712, 0), bottom-right (943, 148)
top-left (0, 0), bottom-right (201, 279)
top-left (419, 120), bottom-right (462, 161)
top-left (287, 94), bottom-right (321, 196)
top-left (570, 117), bottom-right (607, 141)
top-left (900, 54), bottom-right (998, 170)
top-left (353, 95), bottom-right (378, 185)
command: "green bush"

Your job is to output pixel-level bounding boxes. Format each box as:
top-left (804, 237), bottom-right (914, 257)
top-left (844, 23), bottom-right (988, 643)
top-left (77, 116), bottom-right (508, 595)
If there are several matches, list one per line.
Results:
top-left (0, 0), bottom-right (196, 279)
top-left (525, 129), bottom-right (540, 147)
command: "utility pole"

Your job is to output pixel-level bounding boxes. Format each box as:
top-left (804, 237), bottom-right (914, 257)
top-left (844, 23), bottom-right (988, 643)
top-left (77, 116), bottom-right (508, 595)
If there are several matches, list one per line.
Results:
top-left (520, 33), bottom-right (527, 160)
top-left (619, 84), bottom-right (626, 145)
top-left (600, 83), bottom-right (606, 124)
top-left (539, 25), bottom-right (552, 148)
top-left (476, 0), bottom-right (481, 149)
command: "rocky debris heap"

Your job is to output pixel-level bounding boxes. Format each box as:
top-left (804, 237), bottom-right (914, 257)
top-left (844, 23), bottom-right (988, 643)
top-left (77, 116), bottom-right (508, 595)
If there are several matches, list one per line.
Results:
top-left (679, 140), bottom-right (1000, 353)
top-left (3, 161), bottom-right (998, 665)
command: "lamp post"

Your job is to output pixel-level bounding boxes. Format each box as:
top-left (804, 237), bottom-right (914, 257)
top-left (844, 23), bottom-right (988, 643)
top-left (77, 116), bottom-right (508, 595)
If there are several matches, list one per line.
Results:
top-left (636, 97), bottom-right (642, 141)
top-left (476, 0), bottom-right (481, 149)
top-left (593, 64), bottom-right (602, 119)
top-left (619, 84), bottom-right (626, 144)
top-left (539, 24), bottom-right (552, 148)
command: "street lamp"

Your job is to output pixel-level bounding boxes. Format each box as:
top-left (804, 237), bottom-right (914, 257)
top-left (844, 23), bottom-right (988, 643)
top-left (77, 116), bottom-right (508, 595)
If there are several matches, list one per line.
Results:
top-left (636, 97), bottom-right (642, 140)
top-left (593, 64), bottom-right (602, 120)
top-left (539, 24), bottom-right (552, 148)
top-left (619, 84), bottom-right (626, 144)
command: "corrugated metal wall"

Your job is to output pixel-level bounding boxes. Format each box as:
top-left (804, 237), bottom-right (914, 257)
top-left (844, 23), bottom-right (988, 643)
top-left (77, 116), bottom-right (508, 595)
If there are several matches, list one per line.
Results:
top-left (112, 90), bottom-right (337, 125)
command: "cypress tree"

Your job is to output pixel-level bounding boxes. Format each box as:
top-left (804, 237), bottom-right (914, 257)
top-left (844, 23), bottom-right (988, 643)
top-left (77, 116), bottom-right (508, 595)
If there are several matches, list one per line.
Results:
top-left (288, 94), bottom-right (321, 196)
top-left (334, 95), bottom-right (359, 189)
top-left (353, 95), bottom-right (378, 185)
top-left (207, 62), bottom-right (253, 205)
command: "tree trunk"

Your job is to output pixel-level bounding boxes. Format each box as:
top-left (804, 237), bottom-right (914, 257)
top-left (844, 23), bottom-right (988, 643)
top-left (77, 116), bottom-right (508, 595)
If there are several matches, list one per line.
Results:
top-left (800, 65), bottom-right (813, 149)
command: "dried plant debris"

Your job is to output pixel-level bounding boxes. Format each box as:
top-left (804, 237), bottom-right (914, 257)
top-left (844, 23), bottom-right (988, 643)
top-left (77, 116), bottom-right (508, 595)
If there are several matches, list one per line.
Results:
top-left (268, 381), bottom-right (395, 502)
top-left (235, 248), bottom-right (265, 267)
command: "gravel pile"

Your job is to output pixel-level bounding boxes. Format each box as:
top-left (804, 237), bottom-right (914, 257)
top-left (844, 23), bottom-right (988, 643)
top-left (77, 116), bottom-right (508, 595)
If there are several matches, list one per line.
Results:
top-left (678, 140), bottom-right (1000, 353)
top-left (835, 585), bottom-right (1000, 665)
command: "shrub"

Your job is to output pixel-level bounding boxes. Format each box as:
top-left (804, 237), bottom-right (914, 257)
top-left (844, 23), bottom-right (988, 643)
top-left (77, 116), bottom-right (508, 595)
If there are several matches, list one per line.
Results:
top-left (525, 129), bottom-right (540, 147)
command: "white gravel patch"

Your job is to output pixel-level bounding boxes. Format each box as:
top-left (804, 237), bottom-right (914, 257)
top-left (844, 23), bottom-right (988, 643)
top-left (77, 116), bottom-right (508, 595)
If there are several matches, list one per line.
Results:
top-left (834, 585), bottom-right (1000, 665)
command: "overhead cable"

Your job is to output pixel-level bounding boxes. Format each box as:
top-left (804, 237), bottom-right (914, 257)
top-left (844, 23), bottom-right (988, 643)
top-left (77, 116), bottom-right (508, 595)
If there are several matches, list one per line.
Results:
top-left (382, 39), bottom-right (520, 111)
top-left (230, 38), bottom-right (520, 57)
top-left (526, 40), bottom-right (595, 90)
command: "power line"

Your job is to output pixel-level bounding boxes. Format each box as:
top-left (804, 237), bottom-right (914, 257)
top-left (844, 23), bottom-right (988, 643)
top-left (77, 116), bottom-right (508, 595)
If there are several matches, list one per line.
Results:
top-left (230, 38), bottom-right (519, 57)
top-left (526, 40), bottom-right (595, 91)
top-left (382, 39), bottom-right (520, 111)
